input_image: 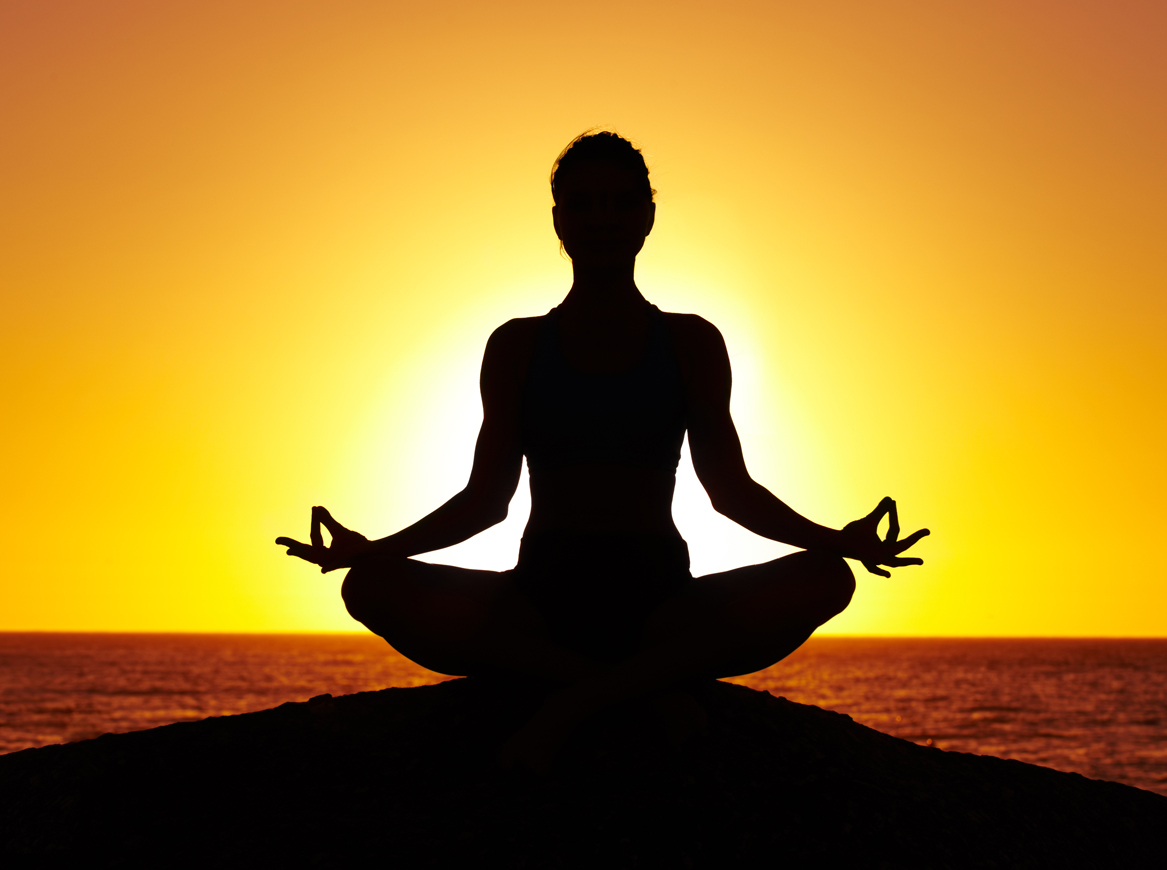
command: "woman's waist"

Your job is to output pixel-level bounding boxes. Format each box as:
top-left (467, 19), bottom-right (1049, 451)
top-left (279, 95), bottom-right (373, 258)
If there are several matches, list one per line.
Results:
top-left (520, 527), bottom-right (686, 549)
top-left (528, 463), bottom-right (675, 500)
top-left (516, 527), bottom-right (690, 576)
top-left (526, 466), bottom-right (678, 536)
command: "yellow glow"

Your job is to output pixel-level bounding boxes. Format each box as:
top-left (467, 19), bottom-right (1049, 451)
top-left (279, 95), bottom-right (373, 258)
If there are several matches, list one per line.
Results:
top-left (2, 1), bottom-right (1164, 635)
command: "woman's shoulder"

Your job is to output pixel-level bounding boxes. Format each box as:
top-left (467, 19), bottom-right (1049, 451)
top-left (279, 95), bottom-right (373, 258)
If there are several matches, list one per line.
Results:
top-left (486, 314), bottom-right (547, 352)
top-left (659, 311), bottom-right (728, 354)
top-left (656, 311), bottom-right (731, 390)
top-left (490, 313), bottom-right (546, 336)
top-left (481, 315), bottom-right (548, 380)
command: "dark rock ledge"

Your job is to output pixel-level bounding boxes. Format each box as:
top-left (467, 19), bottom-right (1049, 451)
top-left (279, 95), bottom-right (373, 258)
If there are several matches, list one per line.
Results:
top-left (1, 679), bottom-right (1163, 868)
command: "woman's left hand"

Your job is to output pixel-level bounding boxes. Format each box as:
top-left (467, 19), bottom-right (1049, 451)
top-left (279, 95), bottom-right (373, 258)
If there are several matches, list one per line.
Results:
top-left (838, 497), bottom-right (929, 577)
top-left (275, 506), bottom-right (376, 573)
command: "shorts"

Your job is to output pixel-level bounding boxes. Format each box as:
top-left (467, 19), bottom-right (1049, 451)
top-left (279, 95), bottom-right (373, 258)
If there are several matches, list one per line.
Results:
top-left (513, 530), bottom-right (692, 663)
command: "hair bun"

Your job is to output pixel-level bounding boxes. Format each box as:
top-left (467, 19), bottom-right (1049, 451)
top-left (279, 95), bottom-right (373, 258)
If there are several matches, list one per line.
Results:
top-left (551, 130), bottom-right (655, 204)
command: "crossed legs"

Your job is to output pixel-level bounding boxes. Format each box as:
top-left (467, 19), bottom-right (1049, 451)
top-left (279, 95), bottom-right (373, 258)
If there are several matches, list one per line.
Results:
top-left (342, 557), bottom-right (603, 683)
top-left (342, 548), bottom-right (855, 770)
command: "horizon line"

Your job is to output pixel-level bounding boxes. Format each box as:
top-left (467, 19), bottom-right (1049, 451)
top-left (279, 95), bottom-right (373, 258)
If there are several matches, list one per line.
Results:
top-left (2, 630), bottom-right (1165, 640)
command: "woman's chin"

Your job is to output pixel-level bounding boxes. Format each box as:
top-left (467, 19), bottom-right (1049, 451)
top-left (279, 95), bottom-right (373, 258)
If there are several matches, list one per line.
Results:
top-left (569, 251), bottom-right (641, 272)
top-left (566, 237), bottom-right (645, 263)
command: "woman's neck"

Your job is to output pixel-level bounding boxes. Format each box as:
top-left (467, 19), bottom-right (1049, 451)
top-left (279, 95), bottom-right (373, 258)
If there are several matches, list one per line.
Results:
top-left (561, 263), bottom-right (648, 319)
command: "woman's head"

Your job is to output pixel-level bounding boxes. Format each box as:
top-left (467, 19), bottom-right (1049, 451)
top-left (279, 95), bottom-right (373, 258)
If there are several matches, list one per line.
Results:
top-left (551, 131), bottom-right (655, 205)
top-left (550, 132), bottom-right (657, 267)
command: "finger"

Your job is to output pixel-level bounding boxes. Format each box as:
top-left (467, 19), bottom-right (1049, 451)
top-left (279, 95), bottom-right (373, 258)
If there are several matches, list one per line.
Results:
top-left (892, 528), bottom-right (931, 554)
top-left (864, 496), bottom-right (893, 529)
top-left (885, 500), bottom-right (900, 544)
top-left (314, 505), bottom-right (349, 538)
top-left (310, 507), bottom-right (324, 549)
top-left (862, 561), bottom-right (891, 578)
top-left (886, 556), bottom-right (924, 567)
top-left (279, 539), bottom-right (322, 564)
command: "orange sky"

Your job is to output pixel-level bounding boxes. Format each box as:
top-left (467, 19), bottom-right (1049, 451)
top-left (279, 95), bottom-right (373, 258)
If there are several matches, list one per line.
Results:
top-left (2, 1), bottom-right (1164, 635)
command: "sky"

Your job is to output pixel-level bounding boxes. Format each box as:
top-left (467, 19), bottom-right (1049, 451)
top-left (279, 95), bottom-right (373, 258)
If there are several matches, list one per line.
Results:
top-left (2, 0), bottom-right (1164, 635)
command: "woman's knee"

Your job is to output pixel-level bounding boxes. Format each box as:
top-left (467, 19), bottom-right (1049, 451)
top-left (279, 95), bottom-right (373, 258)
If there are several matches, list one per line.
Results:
top-left (814, 552), bottom-right (855, 616)
top-left (788, 550), bottom-right (855, 618)
top-left (342, 558), bottom-right (497, 646)
top-left (340, 564), bottom-right (373, 623)
top-left (340, 558), bottom-right (407, 624)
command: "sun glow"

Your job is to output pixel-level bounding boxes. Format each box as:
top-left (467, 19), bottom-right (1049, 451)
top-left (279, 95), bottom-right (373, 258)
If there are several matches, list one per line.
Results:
top-left (3, 1), bottom-right (1163, 635)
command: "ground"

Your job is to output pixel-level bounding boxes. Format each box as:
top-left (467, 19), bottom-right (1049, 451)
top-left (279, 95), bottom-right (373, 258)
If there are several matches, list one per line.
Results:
top-left (1, 679), bottom-right (1164, 868)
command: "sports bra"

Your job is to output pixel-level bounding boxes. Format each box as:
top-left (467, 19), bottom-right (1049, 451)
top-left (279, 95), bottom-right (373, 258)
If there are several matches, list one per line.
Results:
top-left (522, 304), bottom-right (687, 472)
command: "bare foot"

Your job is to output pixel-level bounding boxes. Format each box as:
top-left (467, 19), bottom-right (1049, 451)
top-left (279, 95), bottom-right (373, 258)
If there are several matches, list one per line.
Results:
top-left (649, 690), bottom-right (708, 749)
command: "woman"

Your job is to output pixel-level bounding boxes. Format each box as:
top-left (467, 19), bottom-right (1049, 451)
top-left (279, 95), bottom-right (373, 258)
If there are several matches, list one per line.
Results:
top-left (277, 132), bottom-right (928, 772)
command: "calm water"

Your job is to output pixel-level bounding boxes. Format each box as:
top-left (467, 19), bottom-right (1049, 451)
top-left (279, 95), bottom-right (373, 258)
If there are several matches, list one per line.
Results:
top-left (1, 634), bottom-right (1164, 795)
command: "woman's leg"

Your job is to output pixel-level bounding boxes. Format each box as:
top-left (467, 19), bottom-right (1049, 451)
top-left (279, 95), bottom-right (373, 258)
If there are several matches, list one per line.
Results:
top-left (646, 548), bottom-right (856, 678)
top-left (498, 549), bottom-right (855, 771)
top-left (341, 556), bottom-right (600, 682)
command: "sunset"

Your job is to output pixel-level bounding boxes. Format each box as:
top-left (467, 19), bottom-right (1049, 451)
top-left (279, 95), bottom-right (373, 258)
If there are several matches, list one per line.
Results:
top-left (3, 0), bottom-right (1164, 639)
top-left (3, 3), bottom-right (1167, 860)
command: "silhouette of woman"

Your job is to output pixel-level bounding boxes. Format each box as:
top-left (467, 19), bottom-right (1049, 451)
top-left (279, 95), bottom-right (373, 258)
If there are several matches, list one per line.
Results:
top-left (277, 131), bottom-right (928, 772)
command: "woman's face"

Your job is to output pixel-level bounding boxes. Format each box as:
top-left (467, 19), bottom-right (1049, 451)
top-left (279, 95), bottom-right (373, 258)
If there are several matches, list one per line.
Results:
top-left (552, 161), bottom-right (655, 268)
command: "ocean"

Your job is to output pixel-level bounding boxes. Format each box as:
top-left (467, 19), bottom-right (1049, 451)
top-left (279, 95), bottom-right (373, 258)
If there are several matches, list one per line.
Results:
top-left (2, 633), bottom-right (1164, 796)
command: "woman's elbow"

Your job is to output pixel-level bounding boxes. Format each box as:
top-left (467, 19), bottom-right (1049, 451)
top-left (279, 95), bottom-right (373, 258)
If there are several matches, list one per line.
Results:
top-left (700, 474), bottom-right (760, 521)
top-left (467, 487), bottom-right (511, 528)
top-left (462, 474), bottom-right (517, 528)
top-left (484, 500), bottom-right (509, 527)
top-left (705, 487), bottom-right (743, 519)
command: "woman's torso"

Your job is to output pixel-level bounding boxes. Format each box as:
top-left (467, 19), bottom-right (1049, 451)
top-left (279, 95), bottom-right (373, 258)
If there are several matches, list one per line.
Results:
top-left (519, 302), bottom-right (688, 537)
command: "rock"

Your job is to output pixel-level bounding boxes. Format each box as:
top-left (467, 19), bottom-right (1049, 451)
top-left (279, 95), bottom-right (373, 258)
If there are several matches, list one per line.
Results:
top-left (1, 679), bottom-right (1163, 868)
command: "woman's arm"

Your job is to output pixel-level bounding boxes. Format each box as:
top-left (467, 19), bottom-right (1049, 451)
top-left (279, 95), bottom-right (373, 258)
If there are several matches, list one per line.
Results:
top-left (277, 318), bottom-right (537, 572)
top-left (676, 315), bottom-right (927, 574)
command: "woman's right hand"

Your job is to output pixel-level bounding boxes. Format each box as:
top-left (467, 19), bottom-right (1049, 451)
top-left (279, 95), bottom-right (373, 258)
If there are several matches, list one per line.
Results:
top-left (275, 506), bottom-right (377, 573)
